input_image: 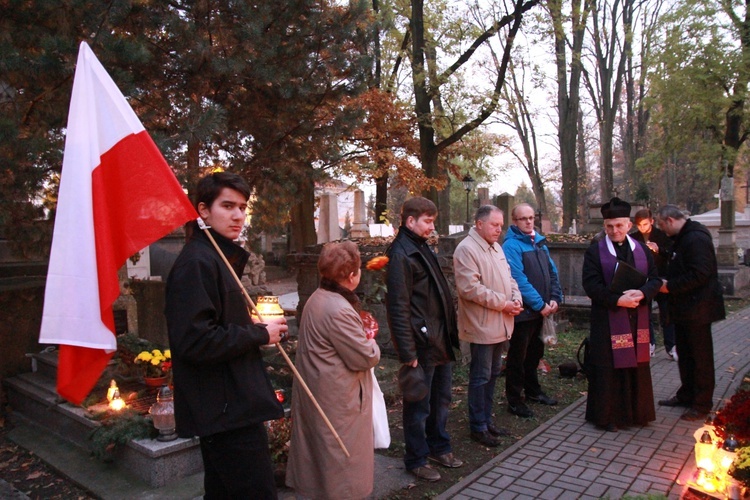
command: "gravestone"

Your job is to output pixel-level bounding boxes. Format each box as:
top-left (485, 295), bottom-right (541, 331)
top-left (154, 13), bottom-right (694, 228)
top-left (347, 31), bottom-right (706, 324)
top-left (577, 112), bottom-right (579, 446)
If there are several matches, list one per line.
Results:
top-left (350, 189), bottom-right (369, 238)
top-left (495, 193), bottom-right (514, 231)
top-left (478, 187), bottom-right (490, 207)
top-left (317, 193), bottom-right (340, 244)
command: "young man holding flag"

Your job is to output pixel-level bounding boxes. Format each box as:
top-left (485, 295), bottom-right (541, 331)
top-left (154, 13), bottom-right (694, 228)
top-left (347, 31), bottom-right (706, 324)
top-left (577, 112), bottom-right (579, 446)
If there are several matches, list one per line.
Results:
top-left (165, 172), bottom-right (288, 499)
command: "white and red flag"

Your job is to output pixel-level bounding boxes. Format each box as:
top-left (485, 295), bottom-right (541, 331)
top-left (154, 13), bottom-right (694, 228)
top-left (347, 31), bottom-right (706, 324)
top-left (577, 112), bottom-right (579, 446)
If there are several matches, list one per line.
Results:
top-left (39, 42), bottom-right (197, 404)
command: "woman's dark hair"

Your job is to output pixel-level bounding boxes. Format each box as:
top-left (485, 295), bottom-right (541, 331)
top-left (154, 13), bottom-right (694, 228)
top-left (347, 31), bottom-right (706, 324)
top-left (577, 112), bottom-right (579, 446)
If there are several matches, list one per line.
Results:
top-left (400, 197), bottom-right (437, 226)
top-left (318, 241), bottom-right (361, 283)
top-left (195, 172), bottom-right (250, 211)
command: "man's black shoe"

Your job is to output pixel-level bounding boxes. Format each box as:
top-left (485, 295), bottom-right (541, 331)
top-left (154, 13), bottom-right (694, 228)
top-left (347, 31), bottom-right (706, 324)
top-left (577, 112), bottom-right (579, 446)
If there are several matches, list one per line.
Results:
top-left (528, 393), bottom-right (558, 406)
top-left (658, 396), bottom-right (690, 407)
top-left (470, 430), bottom-right (501, 447)
top-left (508, 402), bottom-right (534, 418)
top-left (487, 422), bottom-right (510, 437)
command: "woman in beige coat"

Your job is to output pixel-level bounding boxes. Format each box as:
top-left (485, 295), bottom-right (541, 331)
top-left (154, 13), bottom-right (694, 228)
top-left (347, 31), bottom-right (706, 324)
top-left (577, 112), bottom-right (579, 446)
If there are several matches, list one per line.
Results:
top-left (286, 241), bottom-right (381, 499)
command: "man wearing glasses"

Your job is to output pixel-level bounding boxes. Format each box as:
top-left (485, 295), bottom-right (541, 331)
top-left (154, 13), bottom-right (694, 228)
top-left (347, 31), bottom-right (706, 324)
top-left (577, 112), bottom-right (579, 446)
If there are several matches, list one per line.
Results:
top-left (502, 204), bottom-right (563, 418)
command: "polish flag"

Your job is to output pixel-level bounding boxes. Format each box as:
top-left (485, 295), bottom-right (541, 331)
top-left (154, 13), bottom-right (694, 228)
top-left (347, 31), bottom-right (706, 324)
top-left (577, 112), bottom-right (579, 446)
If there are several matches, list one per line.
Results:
top-left (39, 42), bottom-right (197, 404)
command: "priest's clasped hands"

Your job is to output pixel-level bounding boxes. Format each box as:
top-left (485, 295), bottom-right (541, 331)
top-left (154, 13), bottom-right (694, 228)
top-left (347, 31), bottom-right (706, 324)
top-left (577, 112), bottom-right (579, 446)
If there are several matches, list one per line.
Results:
top-left (616, 289), bottom-right (645, 309)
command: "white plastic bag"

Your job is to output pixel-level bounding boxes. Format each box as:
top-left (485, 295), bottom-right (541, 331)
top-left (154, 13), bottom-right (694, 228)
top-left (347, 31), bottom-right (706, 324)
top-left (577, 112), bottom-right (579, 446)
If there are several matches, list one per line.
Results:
top-left (541, 315), bottom-right (558, 346)
top-left (371, 368), bottom-right (391, 449)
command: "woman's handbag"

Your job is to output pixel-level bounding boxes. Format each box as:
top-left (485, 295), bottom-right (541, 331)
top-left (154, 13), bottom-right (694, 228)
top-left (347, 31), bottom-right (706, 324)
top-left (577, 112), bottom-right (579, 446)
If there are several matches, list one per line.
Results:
top-left (371, 368), bottom-right (390, 449)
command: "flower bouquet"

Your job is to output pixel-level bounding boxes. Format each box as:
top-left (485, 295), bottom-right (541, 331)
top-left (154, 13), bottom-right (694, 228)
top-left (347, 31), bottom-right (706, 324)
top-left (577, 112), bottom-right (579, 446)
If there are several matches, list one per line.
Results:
top-left (134, 349), bottom-right (172, 384)
top-left (361, 255), bottom-right (389, 339)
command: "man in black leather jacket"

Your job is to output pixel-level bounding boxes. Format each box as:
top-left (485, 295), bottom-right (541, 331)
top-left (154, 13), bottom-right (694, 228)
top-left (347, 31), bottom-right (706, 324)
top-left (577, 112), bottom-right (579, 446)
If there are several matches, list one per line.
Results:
top-left (655, 205), bottom-right (725, 421)
top-left (165, 172), bottom-right (288, 499)
top-left (385, 197), bottom-right (462, 482)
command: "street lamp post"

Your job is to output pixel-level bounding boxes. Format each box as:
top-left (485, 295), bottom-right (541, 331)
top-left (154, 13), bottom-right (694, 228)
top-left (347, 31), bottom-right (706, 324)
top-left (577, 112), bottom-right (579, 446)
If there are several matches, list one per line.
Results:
top-left (462, 174), bottom-right (475, 225)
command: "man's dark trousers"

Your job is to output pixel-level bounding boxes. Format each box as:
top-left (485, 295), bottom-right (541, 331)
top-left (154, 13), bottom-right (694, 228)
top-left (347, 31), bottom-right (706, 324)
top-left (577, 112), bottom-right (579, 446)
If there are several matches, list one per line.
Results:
top-left (505, 317), bottom-right (544, 404)
top-left (674, 322), bottom-right (715, 413)
top-left (200, 422), bottom-right (277, 499)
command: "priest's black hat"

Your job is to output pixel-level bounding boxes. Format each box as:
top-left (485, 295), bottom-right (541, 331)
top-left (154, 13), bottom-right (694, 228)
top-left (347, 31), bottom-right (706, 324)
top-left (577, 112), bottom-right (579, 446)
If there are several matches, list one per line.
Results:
top-left (601, 197), bottom-right (631, 219)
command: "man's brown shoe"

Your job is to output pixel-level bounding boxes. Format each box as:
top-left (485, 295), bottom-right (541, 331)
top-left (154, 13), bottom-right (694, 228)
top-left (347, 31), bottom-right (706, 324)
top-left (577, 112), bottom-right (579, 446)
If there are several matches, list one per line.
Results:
top-left (409, 465), bottom-right (441, 482)
top-left (428, 452), bottom-right (464, 468)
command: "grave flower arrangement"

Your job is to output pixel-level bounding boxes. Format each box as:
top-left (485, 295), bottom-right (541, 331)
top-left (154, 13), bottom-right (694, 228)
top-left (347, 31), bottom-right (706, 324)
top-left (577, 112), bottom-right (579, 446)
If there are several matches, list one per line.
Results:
top-left (714, 389), bottom-right (750, 488)
top-left (134, 349), bottom-right (172, 378)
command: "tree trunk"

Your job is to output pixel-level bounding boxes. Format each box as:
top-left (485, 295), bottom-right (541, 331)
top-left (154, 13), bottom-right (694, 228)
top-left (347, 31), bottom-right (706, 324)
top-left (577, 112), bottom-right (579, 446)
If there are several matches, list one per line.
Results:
top-left (623, 44), bottom-right (636, 199)
top-left (375, 173), bottom-right (388, 225)
top-left (289, 176), bottom-right (317, 253)
top-left (549, 0), bottom-right (589, 231)
top-left (411, 0), bottom-right (439, 205)
top-left (576, 111), bottom-right (588, 220)
top-left (599, 119), bottom-right (614, 199)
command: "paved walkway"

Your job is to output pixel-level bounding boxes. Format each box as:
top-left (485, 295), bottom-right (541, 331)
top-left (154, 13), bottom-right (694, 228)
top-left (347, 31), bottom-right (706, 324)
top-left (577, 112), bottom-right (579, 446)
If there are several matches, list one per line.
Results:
top-left (439, 306), bottom-right (750, 500)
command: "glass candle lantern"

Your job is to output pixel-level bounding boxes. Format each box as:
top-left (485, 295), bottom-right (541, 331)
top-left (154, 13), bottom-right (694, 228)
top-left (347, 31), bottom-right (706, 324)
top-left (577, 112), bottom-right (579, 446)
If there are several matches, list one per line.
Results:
top-left (149, 385), bottom-right (177, 441)
top-left (252, 296), bottom-right (285, 319)
top-left (715, 435), bottom-right (739, 481)
top-left (695, 430), bottom-right (716, 472)
top-left (106, 380), bottom-right (118, 402)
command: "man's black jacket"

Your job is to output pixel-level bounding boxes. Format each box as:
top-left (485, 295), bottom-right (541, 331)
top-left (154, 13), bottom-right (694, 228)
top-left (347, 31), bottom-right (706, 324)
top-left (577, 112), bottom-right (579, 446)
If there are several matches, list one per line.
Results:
top-left (165, 223), bottom-right (283, 438)
top-left (665, 219), bottom-right (725, 325)
top-left (385, 226), bottom-right (458, 367)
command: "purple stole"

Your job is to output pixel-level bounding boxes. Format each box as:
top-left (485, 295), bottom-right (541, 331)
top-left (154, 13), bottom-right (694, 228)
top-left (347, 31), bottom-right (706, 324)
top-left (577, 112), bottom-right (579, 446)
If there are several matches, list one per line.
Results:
top-left (598, 237), bottom-right (651, 369)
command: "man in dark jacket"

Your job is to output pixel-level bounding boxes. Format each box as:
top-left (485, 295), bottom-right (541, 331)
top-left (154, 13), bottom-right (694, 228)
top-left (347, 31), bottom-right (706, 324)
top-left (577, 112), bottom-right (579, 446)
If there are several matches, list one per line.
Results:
top-left (386, 197), bottom-right (462, 482)
top-left (502, 203), bottom-right (563, 419)
top-left (165, 172), bottom-right (288, 499)
top-left (656, 205), bottom-right (725, 421)
top-left (631, 208), bottom-right (675, 359)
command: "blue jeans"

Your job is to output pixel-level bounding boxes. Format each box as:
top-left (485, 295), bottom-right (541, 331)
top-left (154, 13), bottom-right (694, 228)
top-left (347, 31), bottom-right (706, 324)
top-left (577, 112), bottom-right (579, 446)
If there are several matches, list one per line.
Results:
top-left (468, 343), bottom-right (505, 432)
top-left (403, 363), bottom-right (453, 470)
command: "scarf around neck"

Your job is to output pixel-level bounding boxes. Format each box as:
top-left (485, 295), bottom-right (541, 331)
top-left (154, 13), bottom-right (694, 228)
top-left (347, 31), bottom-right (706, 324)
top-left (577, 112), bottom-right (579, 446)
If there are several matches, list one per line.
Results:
top-left (320, 277), bottom-right (361, 313)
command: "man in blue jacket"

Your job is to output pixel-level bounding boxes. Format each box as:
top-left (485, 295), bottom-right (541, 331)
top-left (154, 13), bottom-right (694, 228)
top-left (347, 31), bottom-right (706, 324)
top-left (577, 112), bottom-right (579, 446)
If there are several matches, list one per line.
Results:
top-left (502, 204), bottom-right (563, 419)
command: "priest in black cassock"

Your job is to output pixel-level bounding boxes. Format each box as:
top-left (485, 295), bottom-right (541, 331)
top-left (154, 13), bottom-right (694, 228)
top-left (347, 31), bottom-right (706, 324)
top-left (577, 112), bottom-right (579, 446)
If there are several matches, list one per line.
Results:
top-left (582, 197), bottom-right (662, 432)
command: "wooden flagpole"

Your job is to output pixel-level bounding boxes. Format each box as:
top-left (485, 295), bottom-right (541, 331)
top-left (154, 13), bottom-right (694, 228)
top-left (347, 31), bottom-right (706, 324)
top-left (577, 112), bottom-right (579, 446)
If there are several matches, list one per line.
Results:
top-left (198, 221), bottom-right (350, 458)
